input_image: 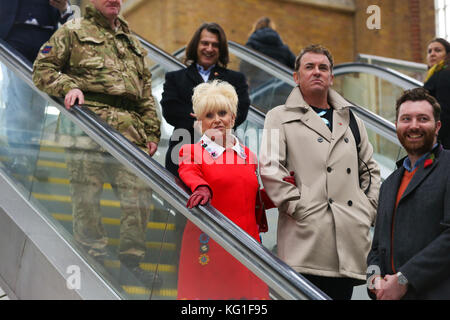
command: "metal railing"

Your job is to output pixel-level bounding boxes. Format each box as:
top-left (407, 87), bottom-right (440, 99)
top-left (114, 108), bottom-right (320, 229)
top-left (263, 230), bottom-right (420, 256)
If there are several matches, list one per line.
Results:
top-left (0, 38), bottom-right (329, 300)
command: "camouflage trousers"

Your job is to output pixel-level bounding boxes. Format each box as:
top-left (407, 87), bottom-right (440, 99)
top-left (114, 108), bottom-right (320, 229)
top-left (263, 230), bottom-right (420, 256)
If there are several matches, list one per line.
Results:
top-left (66, 145), bottom-right (152, 262)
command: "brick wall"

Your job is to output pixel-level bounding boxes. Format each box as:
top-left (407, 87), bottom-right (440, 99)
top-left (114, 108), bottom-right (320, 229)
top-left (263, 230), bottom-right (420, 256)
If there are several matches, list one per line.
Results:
top-left (354, 0), bottom-right (435, 63)
top-left (124, 0), bottom-right (355, 64)
top-left (81, 0), bottom-right (436, 65)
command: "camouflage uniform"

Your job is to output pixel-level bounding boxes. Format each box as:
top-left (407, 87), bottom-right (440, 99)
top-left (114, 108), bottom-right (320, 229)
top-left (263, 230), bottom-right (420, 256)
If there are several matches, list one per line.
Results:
top-left (32, 5), bottom-right (161, 262)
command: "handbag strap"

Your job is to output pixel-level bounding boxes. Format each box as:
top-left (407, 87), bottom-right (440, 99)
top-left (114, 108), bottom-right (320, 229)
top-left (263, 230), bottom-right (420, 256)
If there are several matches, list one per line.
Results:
top-left (255, 159), bottom-right (265, 211)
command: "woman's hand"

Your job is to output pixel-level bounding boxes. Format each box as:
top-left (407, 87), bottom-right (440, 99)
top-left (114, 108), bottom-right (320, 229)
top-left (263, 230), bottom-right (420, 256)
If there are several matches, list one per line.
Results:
top-left (186, 186), bottom-right (212, 208)
top-left (283, 171), bottom-right (296, 186)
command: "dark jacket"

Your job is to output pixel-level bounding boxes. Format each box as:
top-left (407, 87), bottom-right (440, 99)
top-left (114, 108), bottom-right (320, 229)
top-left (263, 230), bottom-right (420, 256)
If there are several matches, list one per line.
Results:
top-left (160, 64), bottom-right (250, 176)
top-left (0, 0), bottom-right (69, 39)
top-left (0, 0), bottom-right (72, 62)
top-left (367, 145), bottom-right (450, 299)
top-left (424, 67), bottom-right (450, 148)
top-left (245, 27), bottom-right (295, 69)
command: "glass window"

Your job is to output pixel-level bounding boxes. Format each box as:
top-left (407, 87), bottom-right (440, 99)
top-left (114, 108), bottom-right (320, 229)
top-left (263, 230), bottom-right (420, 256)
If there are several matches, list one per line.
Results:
top-left (435, 0), bottom-right (450, 41)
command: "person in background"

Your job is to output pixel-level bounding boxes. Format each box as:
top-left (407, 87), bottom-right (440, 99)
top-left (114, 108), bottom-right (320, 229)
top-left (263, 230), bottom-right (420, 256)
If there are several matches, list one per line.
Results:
top-left (259, 44), bottom-right (381, 300)
top-left (245, 16), bottom-right (295, 69)
top-left (32, 0), bottom-right (162, 288)
top-left (240, 17), bottom-right (295, 111)
top-left (367, 88), bottom-right (450, 300)
top-left (0, 0), bottom-right (72, 179)
top-left (423, 38), bottom-right (450, 149)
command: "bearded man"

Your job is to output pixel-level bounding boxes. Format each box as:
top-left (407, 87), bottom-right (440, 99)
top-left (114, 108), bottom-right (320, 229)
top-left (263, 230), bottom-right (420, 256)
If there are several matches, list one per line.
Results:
top-left (367, 88), bottom-right (450, 300)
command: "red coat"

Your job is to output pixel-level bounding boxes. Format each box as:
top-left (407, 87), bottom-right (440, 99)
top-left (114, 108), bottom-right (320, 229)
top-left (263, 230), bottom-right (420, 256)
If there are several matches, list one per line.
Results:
top-left (177, 140), bottom-right (269, 300)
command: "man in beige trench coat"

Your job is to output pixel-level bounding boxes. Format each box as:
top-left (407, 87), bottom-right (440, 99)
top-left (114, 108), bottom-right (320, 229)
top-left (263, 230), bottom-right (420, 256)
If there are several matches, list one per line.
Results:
top-left (259, 44), bottom-right (381, 299)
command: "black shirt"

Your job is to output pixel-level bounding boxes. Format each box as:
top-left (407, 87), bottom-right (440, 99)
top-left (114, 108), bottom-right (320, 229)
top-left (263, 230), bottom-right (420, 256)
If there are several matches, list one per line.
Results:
top-left (311, 105), bottom-right (333, 132)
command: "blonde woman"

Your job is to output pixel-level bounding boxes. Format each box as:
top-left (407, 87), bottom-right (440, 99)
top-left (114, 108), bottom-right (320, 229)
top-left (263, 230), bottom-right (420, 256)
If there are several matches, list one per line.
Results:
top-left (176, 80), bottom-right (280, 299)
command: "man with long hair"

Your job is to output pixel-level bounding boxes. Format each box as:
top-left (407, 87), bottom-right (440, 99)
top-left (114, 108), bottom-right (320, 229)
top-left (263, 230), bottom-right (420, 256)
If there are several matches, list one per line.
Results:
top-left (161, 22), bottom-right (250, 177)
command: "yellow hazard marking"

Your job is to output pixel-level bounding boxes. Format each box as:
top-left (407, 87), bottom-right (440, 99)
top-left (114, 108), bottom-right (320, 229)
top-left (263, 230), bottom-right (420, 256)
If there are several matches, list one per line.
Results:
top-left (107, 238), bottom-right (175, 251)
top-left (122, 286), bottom-right (177, 297)
top-left (51, 213), bottom-right (175, 231)
top-left (104, 260), bottom-right (176, 273)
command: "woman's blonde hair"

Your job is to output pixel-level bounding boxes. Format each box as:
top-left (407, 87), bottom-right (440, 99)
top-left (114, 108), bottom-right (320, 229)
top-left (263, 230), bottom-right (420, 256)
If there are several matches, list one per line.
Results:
top-left (192, 80), bottom-right (238, 118)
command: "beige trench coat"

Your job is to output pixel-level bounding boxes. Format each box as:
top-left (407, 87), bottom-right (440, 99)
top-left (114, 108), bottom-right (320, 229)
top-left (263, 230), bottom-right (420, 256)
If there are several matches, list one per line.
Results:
top-left (259, 87), bottom-right (380, 280)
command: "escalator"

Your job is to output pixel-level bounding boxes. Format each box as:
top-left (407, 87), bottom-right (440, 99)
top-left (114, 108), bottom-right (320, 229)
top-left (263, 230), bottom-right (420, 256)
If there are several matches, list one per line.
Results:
top-left (0, 40), bottom-right (329, 300)
top-left (0, 31), bottom-right (412, 300)
top-left (140, 37), bottom-right (409, 300)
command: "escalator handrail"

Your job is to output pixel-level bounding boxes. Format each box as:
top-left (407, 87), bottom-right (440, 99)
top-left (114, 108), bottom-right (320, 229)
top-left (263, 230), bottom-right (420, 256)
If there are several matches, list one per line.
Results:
top-left (228, 40), bottom-right (294, 74)
top-left (134, 33), bottom-right (186, 70)
top-left (225, 42), bottom-right (404, 145)
top-left (334, 62), bottom-right (423, 88)
top-left (357, 53), bottom-right (428, 73)
top-left (174, 40), bottom-right (423, 91)
top-left (226, 41), bottom-right (423, 91)
top-left (0, 40), bottom-right (329, 300)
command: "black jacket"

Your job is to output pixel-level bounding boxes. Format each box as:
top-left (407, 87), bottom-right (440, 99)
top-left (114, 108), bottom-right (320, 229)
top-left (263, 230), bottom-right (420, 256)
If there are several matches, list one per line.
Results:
top-left (367, 145), bottom-right (450, 299)
top-left (160, 64), bottom-right (250, 176)
top-left (245, 27), bottom-right (295, 69)
top-left (424, 67), bottom-right (450, 148)
top-left (0, 0), bottom-right (72, 62)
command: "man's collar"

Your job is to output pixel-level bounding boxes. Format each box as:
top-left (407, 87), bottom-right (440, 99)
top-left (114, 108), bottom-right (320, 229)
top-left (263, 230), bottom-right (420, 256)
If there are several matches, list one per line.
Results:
top-left (196, 64), bottom-right (216, 82)
top-left (398, 143), bottom-right (442, 170)
top-left (85, 5), bottom-right (129, 33)
top-left (196, 64), bottom-right (215, 73)
top-left (199, 134), bottom-right (247, 160)
top-left (285, 86), bottom-right (353, 111)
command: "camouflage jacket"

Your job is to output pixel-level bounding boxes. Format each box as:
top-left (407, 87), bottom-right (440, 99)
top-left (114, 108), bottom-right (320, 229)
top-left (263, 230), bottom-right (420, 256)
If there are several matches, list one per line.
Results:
top-left (32, 5), bottom-right (160, 145)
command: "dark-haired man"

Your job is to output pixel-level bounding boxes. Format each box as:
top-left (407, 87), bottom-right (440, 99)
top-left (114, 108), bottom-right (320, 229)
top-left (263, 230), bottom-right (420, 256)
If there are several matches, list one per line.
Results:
top-left (260, 44), bottom-right (381, 300)
top-left (161, 22), bottom-right (250, 177)
top-left (367, 88), bottom-right (450, 300)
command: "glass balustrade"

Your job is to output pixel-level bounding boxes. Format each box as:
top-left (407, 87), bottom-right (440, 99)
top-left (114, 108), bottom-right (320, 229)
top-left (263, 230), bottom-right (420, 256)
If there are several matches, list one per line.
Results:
top-left (1, 53), bottom-right (323, 300)
top-left (333, 72), bottom-right (405, 123)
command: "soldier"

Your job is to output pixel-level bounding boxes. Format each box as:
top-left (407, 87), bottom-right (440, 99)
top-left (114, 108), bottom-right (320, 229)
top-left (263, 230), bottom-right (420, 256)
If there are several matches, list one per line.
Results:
top-left (32, 0), bottom-right (162, 288)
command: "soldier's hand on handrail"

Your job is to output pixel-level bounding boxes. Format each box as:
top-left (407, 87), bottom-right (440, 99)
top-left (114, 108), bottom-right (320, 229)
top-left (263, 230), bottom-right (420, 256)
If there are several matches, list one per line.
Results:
top-left (65, 88), bottom-right (84, 109)
top-left (147, 141), bottom-right (158, 157)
